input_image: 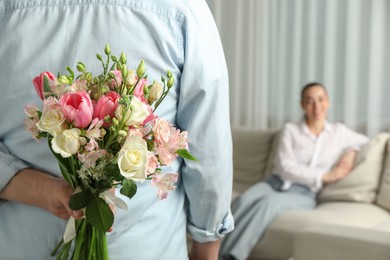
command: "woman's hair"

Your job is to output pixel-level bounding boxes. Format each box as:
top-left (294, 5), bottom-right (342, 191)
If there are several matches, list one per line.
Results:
top-left (300, 82), bottom-right (327, 101)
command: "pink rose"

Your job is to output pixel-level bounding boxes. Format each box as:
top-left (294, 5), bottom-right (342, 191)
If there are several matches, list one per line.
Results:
top-left (60, 91), bottom-right (93, 128)
top-left (93, 91), bottom-right (120, 126)
top-left (32, 71), bottom-right (56, 100)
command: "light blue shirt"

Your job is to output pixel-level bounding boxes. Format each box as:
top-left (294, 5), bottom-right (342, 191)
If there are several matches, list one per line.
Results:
top-left (0, 0), bottom-right (234, 259)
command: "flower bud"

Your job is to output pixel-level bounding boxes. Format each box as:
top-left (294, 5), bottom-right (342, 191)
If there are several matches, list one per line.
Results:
top-left (136, 60), bottom-right (146, 78)
top-left (104, 115), bottom-right (111, 123)
top-left (85, 72), bottom-right (93, 82)
top-left (112, 117), bottom-right (119, 126)
top-left (167, 70), bottom-right (172, 78)
top-left (104, 44), bottom-right (111, 55)
top-left (167, 76), bottom-right (174, 88)
top-left (58, 75), bottom-right (71, 85)
top-left (121, 64), bottom-right (128, 78)
top-left (108, 71), bottom-right (116, 79)
top-left (76, 62), bottom-right (85, 72)
top-left (96, 54), bottom-right (103, 61)
top-left (111, 55), bottom-right (118, 62)
top-left (100, 128), bottom-right (107, 137)
top-left (118, 130), bottom-right (127, 137)
top-left (120, 52), bottom-right (127, 64)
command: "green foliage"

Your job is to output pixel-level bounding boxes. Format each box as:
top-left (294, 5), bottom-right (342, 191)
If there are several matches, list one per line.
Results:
top-left (176, 149), bottom-right (197, 161)
top-left (105, 163), bottom-right (122, 182)
top-left (86, 197), bottom-right (114, 232)
top-left (43, 75), bottom-right (51, 95)
top-left (120, 178), bottom-right (137, 199)
top-left (69, 190), bottom-right (94, 210)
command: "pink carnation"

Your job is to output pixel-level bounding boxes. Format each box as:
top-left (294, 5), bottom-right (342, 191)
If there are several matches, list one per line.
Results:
top-left (152, 118), bottom-right (189, 165)
top-left (146, 152), bottom-right (158, 175)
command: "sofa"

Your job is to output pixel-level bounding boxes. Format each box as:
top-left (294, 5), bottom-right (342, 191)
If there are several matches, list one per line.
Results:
top-left (231, 127), bottom-right (390, 260)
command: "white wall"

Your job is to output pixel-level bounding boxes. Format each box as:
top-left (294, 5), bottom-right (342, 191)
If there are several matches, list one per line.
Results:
top-left (207, 0), bottom-right (390, 136)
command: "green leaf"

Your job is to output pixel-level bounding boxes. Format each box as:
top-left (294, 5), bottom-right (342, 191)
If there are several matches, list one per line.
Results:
top-left (66, 66), bottom-right (75, 81)
top-left (176, 149), bottom-right (197, 161)
top-left (86, 197), bottom-right (114, 232)
top-left (69, 190), bottom-right (94, 210)
top-left (105, 163), bottom-right (122, 182)
top-left (120, 179), bottom-right (137, 199)
top-left (43, 74), bottom-right (51, 94)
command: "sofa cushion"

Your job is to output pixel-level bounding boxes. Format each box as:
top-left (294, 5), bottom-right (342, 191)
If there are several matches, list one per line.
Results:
top-left (318, 133), bottom-right (390, 203)
top-left (294, 224), bottom-right (390, 260)
top-left (231, 128), bottom-right (279, 194)
top-left (376, 139), bottom-right (390, 210)
top-left (250, 202), bottom-right (390, 259)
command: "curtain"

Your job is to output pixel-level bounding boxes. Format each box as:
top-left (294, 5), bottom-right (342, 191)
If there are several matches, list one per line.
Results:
top-left (207, 0), bottom-right (390, 137)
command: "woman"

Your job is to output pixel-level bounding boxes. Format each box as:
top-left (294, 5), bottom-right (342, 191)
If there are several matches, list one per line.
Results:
top-left (219, 82), bottom-right (369, 260)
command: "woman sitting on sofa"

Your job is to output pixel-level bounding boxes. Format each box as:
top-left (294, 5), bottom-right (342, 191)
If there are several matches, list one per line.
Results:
top-left (219, 82), bottom-right (369, 260)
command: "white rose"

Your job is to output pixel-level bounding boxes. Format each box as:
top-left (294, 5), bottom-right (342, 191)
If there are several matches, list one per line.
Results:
top-left (118, 133), bottom-right (148, 182)
top-left (116, 96), bottom-right (150, 126)
top-left (37, 106), bottom-right (66, 136)
top-left (51, 128), bottom-right (82, 158)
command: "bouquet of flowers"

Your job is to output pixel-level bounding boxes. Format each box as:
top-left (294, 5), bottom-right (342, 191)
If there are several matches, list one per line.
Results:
top-left (24, 45), bottom-right (196, 260)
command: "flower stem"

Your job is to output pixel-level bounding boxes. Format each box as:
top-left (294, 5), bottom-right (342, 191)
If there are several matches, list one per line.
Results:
top-left (50, 239), bottom-right (64, 256)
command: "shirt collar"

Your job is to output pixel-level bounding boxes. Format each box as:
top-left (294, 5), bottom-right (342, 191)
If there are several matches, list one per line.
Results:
top-left (300, 120), bottom-right (333, 137)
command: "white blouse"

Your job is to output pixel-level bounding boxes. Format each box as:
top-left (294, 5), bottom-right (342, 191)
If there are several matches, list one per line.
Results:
top-left (273, 121), bottom-right (369, 192)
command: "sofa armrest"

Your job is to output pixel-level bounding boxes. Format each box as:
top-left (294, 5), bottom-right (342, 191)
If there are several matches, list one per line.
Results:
top-left (294, 224), bottom-right (390, 260)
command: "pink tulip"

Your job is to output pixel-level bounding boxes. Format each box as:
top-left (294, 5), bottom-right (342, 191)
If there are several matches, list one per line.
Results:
top-left (93, 91), bottom-right (120, 126)
top-left (32, 71), bottom-right (56, 100)
top-left (60, 91), bottom-right (93, 128)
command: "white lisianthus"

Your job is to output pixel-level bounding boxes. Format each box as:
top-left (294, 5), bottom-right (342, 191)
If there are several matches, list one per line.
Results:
top-left (148, 82), bottom-right (163, 102)
top-left (115, 96), bottom-right (149, 126)
top-left (52, 128), bottom-right (83, 158)
top-left (126, 69), bottom-right (136, 86)
top-left (118, 132), bottom-right (148, 182)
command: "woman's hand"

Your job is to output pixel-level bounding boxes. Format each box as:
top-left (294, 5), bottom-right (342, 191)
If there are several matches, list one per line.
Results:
top-left (322, 150), bottom-right (357, 184)
top-left (189, 240), bottom-right (221, 260)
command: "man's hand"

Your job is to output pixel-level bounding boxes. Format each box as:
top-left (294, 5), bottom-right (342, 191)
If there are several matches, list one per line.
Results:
top-left (0, 168), bottom-right (83, 220)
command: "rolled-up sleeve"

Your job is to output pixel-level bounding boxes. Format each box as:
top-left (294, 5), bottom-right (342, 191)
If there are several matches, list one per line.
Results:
top-left (0, 141), bottom-right (29, 199)
top-left (177, 1), bottom-right (234, 242)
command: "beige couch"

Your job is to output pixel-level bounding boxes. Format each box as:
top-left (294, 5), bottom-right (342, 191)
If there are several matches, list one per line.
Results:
top-left (231, 128), bottom-right (390, 260)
